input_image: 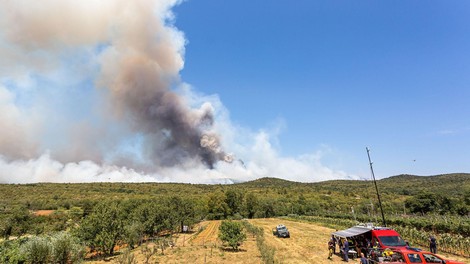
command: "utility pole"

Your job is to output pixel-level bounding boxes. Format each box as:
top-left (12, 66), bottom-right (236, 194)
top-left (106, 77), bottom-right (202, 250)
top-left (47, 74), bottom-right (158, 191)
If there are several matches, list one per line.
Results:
top-left (366, 147), bottom-right (386, 227)
top-left (351, 206), bottom-right (356, 222)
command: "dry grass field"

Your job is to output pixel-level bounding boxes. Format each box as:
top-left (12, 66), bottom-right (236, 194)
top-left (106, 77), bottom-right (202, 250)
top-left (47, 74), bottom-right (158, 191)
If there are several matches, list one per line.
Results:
top-left (87, 218), bottom-right (469, 264)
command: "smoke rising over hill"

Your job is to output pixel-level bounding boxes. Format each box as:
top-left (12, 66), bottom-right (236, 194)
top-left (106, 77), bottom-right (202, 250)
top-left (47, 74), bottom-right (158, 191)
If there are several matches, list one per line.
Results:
top-left (0, 0), bottom-right (352, 183)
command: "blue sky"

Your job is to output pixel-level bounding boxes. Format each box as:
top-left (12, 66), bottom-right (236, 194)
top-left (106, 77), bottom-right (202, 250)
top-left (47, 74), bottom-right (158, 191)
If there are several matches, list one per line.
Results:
top-left (173, 0), bottom-right (470, 178)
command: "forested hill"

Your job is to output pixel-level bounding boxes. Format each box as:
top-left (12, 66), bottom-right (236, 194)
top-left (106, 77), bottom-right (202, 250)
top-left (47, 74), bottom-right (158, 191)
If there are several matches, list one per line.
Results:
top-left (236, 173), bottom-right (470, 196)
top-left (0, 173), bottom-right (468, 217)
top-left (377, 173), bottom-right (470, 196)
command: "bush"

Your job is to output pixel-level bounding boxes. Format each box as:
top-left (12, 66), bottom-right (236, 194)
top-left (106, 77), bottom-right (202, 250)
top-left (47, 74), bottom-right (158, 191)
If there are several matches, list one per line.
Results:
top-left (257, 236), bottom-right (275, 264)
top-left (50, 232), bottom-right (85, 263)
top-left (14, 232), bottom-right (84, 264)
top-left (218, 221), bottom-right (246, 250)
top-left (0, 238), bottom-right (27, 264)
top-left (21, 236), bottom-right (51, 263)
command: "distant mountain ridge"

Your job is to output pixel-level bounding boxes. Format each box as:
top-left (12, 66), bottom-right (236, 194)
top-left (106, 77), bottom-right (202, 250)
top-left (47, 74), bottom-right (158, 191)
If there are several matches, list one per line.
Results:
top-left (235, 173), bottom-right (470, 196)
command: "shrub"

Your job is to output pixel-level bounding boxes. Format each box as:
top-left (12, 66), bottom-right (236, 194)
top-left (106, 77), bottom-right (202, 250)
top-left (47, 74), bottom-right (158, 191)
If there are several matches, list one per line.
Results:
top-left (218, 220), bottom-right (246, 250)
top-left (21, 236), bottom-right (51, 264)
top-left (0, 238), bottom-right (27, 264)
top-left (50, 232), bottom-right (85, 263)
top-left (242, 221), bottom-right (276, 264)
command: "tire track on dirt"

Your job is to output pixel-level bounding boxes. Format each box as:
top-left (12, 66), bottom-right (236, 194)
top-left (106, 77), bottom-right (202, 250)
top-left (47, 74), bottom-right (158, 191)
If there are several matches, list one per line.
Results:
top-left (191, 220), bottom-right (221, 246)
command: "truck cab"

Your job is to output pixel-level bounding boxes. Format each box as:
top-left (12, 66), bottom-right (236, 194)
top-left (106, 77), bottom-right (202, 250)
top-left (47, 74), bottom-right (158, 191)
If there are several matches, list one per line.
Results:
top-left (332, 224), bottom-right (407, 253)
top-left (370, 228), bottom-right (407, 249)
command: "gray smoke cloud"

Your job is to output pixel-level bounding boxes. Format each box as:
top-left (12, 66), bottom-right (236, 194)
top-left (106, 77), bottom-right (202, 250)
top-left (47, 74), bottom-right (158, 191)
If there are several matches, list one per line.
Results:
top-left (0, 0), bottom-right (354, 184)
top-left (0, 0), bottom-right (229, 169)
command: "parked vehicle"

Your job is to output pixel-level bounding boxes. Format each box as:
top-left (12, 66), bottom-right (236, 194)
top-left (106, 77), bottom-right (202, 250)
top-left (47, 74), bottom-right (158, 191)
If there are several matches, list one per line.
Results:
top-left (368, 248), bottom-right (465, 264)
top-left (333, 223), bottom-right (407, 250)
top-left (272, 224), bottom-right (290, 238)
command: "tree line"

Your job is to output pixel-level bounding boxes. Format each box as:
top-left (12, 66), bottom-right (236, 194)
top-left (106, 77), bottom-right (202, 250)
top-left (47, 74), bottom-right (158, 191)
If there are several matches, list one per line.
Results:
top-left (0, 174), bottom-right (469, 262)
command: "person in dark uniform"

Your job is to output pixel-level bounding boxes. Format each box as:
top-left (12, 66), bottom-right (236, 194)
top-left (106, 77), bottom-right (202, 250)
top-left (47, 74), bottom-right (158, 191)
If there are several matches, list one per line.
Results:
top-left (331, 235), bottom-right (337, 254)
top-left (429, 235), bottom-right (437, 253)
top-left (343, 238), bottom-right (350, 262)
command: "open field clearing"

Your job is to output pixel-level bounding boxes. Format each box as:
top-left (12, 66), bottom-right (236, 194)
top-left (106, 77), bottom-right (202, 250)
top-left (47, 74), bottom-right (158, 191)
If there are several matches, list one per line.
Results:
top-left (88, 220), bottom-right (262, 264)
top-left (250, 218), bottom-right (346, 264)
top-left (87, 218), bottom-right (469, 264)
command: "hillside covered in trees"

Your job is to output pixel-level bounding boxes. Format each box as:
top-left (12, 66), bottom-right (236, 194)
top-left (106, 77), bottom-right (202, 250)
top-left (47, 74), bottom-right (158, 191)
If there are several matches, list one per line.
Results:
top-left (0, 173), bottom-right (469, 261)
top-left (2, 173), bottom-right (467, 216)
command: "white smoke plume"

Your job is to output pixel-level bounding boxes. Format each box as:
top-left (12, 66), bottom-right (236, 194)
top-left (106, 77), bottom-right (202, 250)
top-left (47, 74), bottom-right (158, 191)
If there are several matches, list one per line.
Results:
top-left (0, 0), bottom-right (354, 183)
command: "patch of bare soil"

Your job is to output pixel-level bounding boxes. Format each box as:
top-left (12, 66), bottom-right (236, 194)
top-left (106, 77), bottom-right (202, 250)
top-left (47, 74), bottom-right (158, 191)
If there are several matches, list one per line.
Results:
top-left (190, 220), bottom-right (221, 246)
top-left (32, 210), bottom-right (55, 216)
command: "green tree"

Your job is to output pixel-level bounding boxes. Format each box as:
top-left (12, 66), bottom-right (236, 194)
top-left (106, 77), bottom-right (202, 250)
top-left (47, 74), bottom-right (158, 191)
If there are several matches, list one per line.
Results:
top-left (225, 189), bottom-right (243, 216)
top-left (244, 193), bottom-right (259, 219)
top-left (76, 201), bottom-right (124, 256)
top-left (132, 201), bottom-right (174, 237)
top-left (295, 194), bottom-right (307, 215)
top-left (123, 221), bottom-right (144, 249)
top-left (405, 192), bottom-right (438, 215)
top-left (168, 196), bottom-right (196, 232)
top-left (218, 221), bottom-right (246, 250)
top-left (258, 200), bottom-right (275, 218)
top-left (207, 192), bottom-right (230, 220)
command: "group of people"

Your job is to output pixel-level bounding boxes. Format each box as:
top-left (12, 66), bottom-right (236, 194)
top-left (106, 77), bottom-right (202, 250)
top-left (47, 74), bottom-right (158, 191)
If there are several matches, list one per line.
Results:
top-left (327, 234), bottom-right (439, 263)
top-left (328, 235), bottom-right (353, 262)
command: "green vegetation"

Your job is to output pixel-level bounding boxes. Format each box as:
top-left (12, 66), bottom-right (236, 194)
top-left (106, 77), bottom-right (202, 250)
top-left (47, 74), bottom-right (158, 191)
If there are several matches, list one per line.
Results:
top-left (243, 221), bottom-right (276, 264)
top-left (0, 232), bottom-right (85, 264)
top-left (218, 221), bottom-right (246, 250)
top-left (0, 173), bottom-right (468, 260)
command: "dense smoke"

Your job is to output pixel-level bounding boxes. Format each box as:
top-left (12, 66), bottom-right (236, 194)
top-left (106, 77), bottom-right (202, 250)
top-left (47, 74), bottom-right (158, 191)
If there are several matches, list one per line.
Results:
top-left (0, 1), bottom-right (353, 183)
top-left (0, 0), bottom-right (229, 169)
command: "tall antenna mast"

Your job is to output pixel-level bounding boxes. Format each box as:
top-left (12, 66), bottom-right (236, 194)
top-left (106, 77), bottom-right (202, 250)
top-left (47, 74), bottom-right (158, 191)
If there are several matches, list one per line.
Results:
top-left (366, 147), bottom-right (386, 227)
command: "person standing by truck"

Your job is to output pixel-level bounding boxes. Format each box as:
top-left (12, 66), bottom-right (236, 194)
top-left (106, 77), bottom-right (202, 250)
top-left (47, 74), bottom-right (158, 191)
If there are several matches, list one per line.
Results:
top-left (331, 235), bottom-right (337, 253)
top-left (343, 238), bottom-right (350, 262)
top-left (328, 237), bottom-right (335, 259)
top-left (429, 235), bottom-right (437, 253)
